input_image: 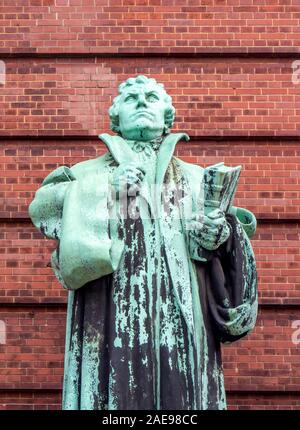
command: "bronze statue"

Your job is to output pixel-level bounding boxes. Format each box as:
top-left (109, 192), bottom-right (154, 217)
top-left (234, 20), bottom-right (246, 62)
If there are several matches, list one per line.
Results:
top-left (29, 75), bottom-right (258, 410)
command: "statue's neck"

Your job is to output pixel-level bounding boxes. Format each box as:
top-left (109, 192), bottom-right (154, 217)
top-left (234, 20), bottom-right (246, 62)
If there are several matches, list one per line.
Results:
top-left (124, 136), bottom-right (164, 155)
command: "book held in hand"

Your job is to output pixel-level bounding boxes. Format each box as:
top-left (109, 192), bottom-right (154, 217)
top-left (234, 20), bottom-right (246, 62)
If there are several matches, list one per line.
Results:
top-left (203, 162), bottom-right (242, 214)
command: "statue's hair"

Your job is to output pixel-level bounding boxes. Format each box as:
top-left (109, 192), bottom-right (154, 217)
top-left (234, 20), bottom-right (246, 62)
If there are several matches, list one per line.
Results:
top-left (109, 75), bottom-right (176, 134)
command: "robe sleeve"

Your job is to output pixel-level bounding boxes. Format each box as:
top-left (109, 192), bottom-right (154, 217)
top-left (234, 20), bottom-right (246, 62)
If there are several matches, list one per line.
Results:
top-left (229, 206), bottom-right (257, 240)
top-left (29, 165), bottom-right (124, 291)
top-left (29, 166), bottom-right (76, 240)
top-left (190, 213), bottom-right (258, 343)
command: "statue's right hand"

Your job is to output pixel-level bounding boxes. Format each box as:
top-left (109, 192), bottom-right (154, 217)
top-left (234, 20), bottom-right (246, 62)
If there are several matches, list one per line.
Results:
top-left (111, 163), bottom-right (146, 196)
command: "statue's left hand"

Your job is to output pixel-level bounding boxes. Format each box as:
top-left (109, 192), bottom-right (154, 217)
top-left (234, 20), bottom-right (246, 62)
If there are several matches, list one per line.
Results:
top-left (187, 208), bottom-right (231, 251)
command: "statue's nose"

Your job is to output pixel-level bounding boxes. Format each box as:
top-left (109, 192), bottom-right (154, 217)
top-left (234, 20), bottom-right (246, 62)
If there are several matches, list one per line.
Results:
top-left (136, 94), bottom-right (147, 108)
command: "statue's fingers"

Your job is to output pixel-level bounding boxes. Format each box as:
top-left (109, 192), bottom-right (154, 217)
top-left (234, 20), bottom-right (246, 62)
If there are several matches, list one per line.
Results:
top-left (199, 228), bottom-right (219, 242)
top-left (136, 166), bottom-right (146, 175)
top-left (129, 168), bottom-right (145, 181)
top-left (218, 223), bottom-right (231, 243)
top-left (186, 223), bottom-right (196, 232)
top-left (187, 220), bottom-right (203, 231)
top-left (188, 225), bottom-right (203, 234)
top-left (203, 215), bottom-right (226, 229)
top-left (202, 215), bottom-right (220, 228)
top-left (126, 172), bottom-right (142, 182)
top-left (189, 213), bottom-right (204, 223)
top-left (125, 167), bottom-right (139, 177)
top-left (135, 170), bottom-right (145, 180)
top-left (128, 173), bottom-right (140, 182)
top-left (127, 164), bottom-right (146, 175)
top-left (207, 208), bottom-right (225, 220)
top-left (197, 237), bottom-right (216, 250)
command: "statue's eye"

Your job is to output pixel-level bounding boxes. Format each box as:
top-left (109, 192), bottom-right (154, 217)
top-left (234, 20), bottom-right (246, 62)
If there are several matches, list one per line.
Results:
top-left (147, 94), bottom-right (159, 102)
top-left (125, 95), bottom-right (137, 102)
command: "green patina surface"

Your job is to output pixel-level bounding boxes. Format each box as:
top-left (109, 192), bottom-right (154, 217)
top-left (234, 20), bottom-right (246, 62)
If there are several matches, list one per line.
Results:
top-left (29, 75), bottom-right (258, 410)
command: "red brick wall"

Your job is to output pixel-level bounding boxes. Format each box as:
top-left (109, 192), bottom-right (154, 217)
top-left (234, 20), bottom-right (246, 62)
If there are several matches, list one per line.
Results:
top-left (1, 59), bottom-right (300, 137)
top-left (1, 0), bottom-right (300, 53)
top-left (1, 0), bottom-right (300, 410)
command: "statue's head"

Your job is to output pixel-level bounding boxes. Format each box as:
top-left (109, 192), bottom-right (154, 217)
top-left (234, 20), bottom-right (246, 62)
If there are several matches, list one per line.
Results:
top-left (109, 75), bottom-right (175, 141)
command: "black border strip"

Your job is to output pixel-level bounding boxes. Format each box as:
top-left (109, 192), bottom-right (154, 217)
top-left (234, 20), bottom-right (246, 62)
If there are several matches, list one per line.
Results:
top-left (0, 302), bottom-right (298, 309)
top-left (1, 217), bottom-right (300, 224)
top-left (0, 387), bottom-right (299, 395)
top-left (1, 135), bottom-right (300, 142)
top-left (1, 51), bottom-right (300, 59)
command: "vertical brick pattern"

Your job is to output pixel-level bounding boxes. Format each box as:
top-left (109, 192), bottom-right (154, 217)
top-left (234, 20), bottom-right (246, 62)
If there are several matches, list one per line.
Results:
top-left (1, 0), bottom-right (300, 410)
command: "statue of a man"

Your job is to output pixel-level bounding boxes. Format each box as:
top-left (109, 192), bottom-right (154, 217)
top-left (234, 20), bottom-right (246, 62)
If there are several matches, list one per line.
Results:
top-left (29, 75), bottom-right (258, 410)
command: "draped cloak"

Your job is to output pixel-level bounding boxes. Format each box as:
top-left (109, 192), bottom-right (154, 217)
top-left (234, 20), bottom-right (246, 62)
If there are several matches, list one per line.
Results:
top-left (29, 133), bottom-right (258, 410)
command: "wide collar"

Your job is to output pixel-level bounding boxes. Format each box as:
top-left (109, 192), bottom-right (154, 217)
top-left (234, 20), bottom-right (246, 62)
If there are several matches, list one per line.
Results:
top-left (99, 132), bottom-right (190, 186)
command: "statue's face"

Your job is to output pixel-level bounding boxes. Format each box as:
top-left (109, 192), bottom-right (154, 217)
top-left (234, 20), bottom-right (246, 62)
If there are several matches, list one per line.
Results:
top-left (118, 82), bottom-right (167, 141)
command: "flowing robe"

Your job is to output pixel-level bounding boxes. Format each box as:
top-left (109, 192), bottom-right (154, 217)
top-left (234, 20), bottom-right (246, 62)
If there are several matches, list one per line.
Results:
top-left (29, 133), bottom-right (258, 410)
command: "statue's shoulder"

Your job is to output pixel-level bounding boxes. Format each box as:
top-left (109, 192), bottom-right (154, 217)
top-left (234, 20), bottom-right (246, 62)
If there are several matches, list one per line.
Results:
top-left (70, 152), bottom-right (111, 178)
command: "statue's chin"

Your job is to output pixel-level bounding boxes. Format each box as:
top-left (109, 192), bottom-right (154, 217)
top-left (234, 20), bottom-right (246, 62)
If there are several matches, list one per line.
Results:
top-left (119, 116), bottom-right (165, 141)
top-left (121, 126), bottom-right (163, 142)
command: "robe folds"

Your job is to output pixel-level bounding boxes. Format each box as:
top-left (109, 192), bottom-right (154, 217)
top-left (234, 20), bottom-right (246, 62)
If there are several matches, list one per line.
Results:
top-left (29, 133), bottom-right (258, 410)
